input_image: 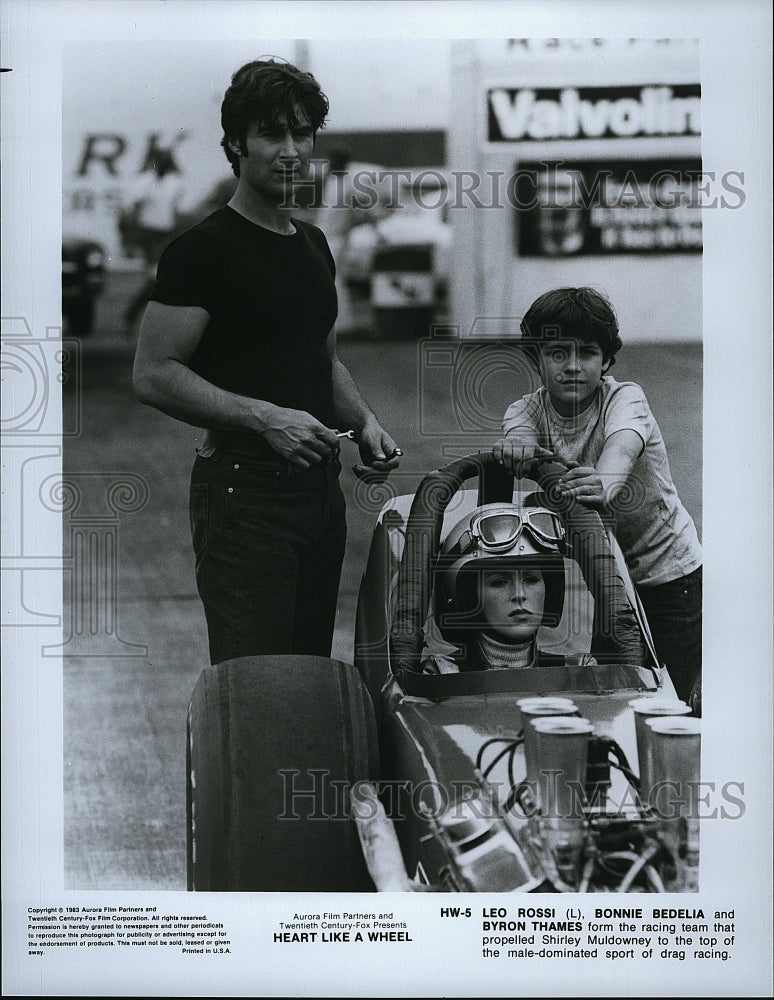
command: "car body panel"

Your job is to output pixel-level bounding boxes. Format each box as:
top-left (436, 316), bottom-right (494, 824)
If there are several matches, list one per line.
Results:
top-left (62, 236), bottom-right (107, 335)
top-left (62, 238), bottom-right (106, 296)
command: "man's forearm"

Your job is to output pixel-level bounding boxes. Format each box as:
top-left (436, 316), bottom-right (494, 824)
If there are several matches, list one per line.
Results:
top-left (134, 356), bottom-right (278, 435)
top-left (331, 359), bottom-right (379, 436)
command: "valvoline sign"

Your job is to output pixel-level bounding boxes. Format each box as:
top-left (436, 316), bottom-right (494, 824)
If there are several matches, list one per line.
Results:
top-left (487, 85), bottom-right (701, 142)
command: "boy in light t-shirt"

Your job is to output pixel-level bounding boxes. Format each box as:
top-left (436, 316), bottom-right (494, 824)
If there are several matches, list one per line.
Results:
top-left (493, 286), bottom-right (702, 710)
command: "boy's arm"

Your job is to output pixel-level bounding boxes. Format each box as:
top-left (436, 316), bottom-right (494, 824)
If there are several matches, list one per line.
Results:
top-left (556, 429), bottom-right (644, 507)
top-left (493, 437), bottom-right (555, 473)
top-left (494, 399), bottom-right (554, 473)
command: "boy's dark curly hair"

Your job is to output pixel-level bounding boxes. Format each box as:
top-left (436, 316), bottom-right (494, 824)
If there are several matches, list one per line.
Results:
top-left (220, 58), bottom-right (329, 177)
top-left (520, 286), bottom-right (623, 367)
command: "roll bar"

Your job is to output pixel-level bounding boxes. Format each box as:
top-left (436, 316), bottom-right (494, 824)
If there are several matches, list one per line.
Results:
top-left (388, 453), bottom-right (650, 677)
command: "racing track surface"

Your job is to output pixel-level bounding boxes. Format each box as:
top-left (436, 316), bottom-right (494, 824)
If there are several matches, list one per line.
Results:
top-left (61, 272), bottom-right (702, 888)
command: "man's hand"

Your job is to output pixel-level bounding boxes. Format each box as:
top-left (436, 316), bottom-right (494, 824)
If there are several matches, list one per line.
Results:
top-left (260, 407), bottom-right (340, 468)
top-left (555, 462), bottom-right (605, 507)
top-left (357, 417), bottom-right (402, 472)
top-left (492, 438), bottom-right (554, 475)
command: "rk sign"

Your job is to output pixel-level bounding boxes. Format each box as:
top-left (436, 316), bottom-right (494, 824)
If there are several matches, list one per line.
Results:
top-left (487, 85), bottom-right (701, 142)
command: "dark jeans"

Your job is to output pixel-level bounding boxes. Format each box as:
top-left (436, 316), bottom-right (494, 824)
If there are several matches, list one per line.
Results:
top-left (189, 445), bottom-right (347, 665)
top-left (636, 565), bottom-right (702, 707)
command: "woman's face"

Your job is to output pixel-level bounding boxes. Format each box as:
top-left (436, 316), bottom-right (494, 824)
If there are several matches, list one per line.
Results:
top-left (480, 567), bottom-right (545, 642)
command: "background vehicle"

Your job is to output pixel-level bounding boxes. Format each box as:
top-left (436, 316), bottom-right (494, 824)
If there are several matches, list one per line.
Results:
top-left (187, 454), bottom-right (699, 894)
top-left (342, 169), bottom-right (451, 339)
top-left (341, 169), bottom-right (451, 288)
top-left (61, 236), bottom-right (107, 336)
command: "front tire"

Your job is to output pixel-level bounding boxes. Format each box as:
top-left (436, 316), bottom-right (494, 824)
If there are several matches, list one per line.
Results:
top-left (187, 654), bottom-right (379, 891)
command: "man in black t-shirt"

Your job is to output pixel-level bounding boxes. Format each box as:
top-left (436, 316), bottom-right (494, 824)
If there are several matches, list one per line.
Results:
top-left (132, 59), bottom-right (401, 664)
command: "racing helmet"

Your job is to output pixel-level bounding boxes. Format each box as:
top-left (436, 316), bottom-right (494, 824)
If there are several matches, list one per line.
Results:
top-left (435, 503), bottom-right (566, 634)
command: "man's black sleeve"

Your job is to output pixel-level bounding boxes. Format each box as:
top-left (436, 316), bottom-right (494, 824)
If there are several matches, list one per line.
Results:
top-left (148, 229), bottom-right (222, 316)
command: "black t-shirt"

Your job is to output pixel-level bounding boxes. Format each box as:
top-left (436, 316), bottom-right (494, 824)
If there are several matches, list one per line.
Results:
top-left (149, 206), bottom-right (338, 428)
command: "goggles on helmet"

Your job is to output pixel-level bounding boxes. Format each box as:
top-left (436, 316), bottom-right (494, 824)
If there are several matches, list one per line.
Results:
top-left (449, 508), bottom-right (564, 558)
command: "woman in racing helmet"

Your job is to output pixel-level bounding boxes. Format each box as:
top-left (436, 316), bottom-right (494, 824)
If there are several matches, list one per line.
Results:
top-left (425, 504), bottom-right (566, 673)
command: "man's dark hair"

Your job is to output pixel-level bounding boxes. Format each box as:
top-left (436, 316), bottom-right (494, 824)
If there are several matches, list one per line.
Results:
top-left (220, 58), bottom-right (329, 176)
top-left (520, 286), bottom-right (623, 367)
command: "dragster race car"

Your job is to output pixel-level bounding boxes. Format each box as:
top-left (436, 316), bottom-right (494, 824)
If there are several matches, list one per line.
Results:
top-left (186, 453), bottom-right (701, 894)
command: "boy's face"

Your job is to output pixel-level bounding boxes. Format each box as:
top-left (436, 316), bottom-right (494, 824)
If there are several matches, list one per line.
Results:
top-left (538, 338), bottom-right (605, 416)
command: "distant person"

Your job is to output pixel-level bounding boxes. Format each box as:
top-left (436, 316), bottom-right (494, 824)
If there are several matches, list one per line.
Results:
top-left (132, 58), bottom-right (401, 665)
top-left (121, 150), bottom-right (186, 336)
top-left (492, 287), bottom-right (702, 710)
